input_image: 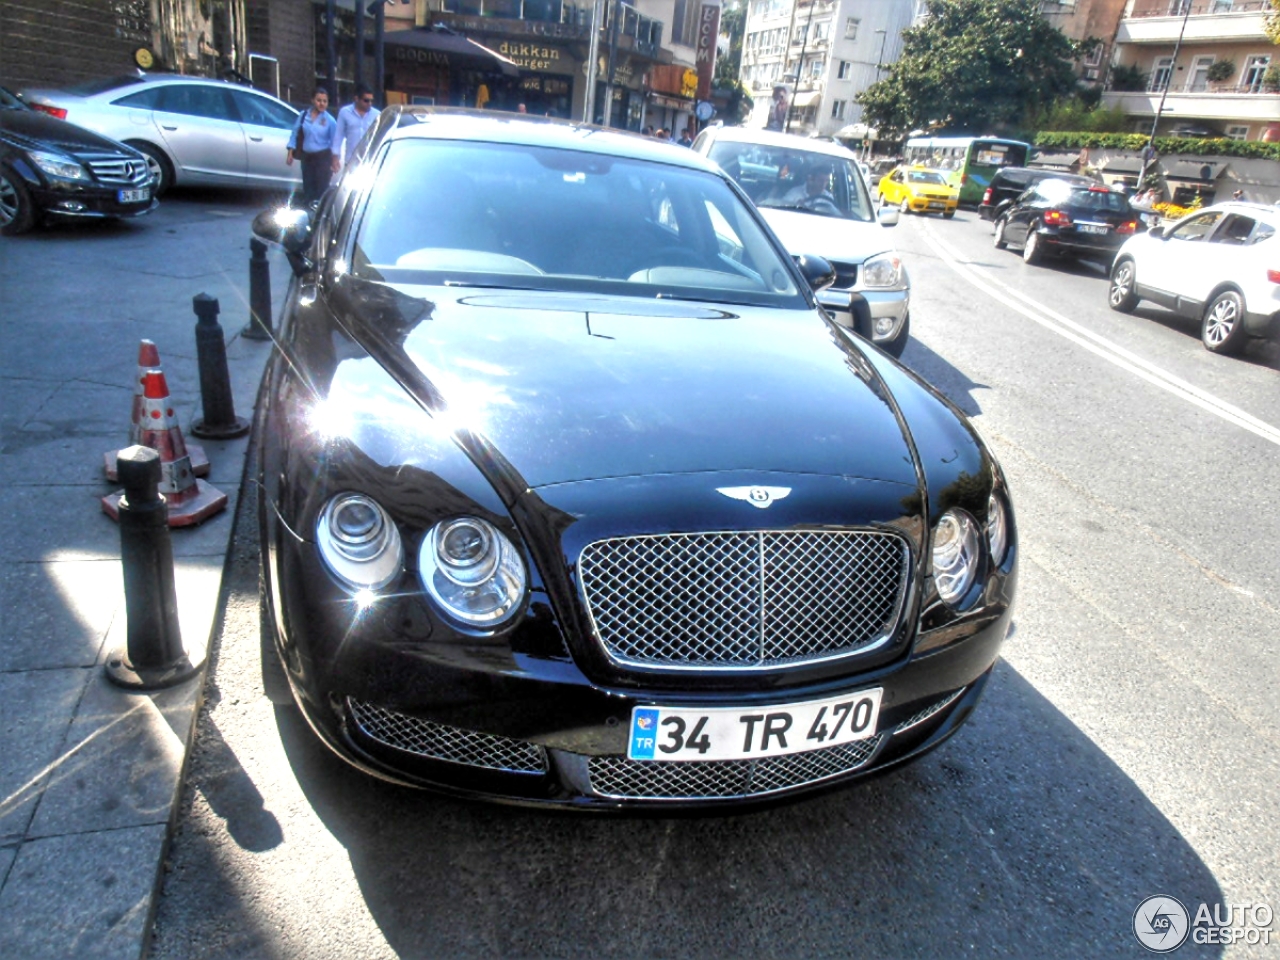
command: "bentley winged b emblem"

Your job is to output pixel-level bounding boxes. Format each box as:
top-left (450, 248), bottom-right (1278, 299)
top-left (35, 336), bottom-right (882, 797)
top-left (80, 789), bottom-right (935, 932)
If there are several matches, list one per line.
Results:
top-left (716, 486), bottom-right (792, 509)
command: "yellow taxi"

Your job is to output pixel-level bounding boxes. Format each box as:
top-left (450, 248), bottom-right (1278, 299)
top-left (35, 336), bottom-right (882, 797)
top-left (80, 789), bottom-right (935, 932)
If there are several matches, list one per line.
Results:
top-left (876, 165), bottom-right (959, 217)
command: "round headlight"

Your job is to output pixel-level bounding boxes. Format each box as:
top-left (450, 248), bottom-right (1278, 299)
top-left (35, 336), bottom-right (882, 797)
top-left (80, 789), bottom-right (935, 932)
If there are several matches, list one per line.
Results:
top-left (931, 508), bottom-right (980, 607)
top-left (987, 493), bottom-right (1008, 566)
top-left (317, 493), bottom-right (403, 591)
top-left (419, 516), bottom-right (527, 627)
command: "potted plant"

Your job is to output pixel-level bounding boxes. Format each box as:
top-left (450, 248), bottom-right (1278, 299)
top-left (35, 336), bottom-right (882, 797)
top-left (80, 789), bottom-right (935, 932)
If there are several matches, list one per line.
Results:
top-left (1264, 65), bottom-right (1280, 94)
top-left (1206, 59), bottom-right (1235, 91)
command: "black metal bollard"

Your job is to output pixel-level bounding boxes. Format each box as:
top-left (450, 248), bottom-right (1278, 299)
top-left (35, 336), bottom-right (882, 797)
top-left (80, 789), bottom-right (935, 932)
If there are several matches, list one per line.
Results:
top-left (190, 293), bottom-right (250, 439)
top-left (241, 238), bottom-right (274, 341)
top-left (105, 446), bottom-right (203, 690)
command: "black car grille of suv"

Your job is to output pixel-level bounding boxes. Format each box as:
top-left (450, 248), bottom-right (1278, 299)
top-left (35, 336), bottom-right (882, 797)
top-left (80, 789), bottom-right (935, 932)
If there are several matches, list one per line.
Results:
top-left (82, 154), bottom-right (150, 188)
top-left (578, 530), bottom-right (910, 670)
top-left (828, 261), bottom-right (858, 290)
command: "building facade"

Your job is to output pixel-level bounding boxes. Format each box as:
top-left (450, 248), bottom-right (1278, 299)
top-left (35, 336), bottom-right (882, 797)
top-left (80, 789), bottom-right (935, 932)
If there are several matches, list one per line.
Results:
top-left (1038, 0), bottom-right (1130, 85)
top-left (1101, 0), bottom-right (1280, 141)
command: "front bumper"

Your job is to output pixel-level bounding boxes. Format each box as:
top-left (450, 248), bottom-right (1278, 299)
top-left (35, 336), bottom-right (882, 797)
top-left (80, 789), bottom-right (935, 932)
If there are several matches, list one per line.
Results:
top-left (907, 197), bottom-right (957, 215)
top-left (28, 173), bottom-right (154, 221)
top-left (818, 285), bottom-right (910, 349)
top-left (1036, 227), bottom-right (1127, 259)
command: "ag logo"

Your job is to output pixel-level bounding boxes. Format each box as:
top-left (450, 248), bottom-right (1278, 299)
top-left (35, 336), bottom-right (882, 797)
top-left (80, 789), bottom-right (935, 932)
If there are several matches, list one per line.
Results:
top-left (716, 486), bottom-right (792, 509)
top-left (1133, 896), bottom-right (1190, 953)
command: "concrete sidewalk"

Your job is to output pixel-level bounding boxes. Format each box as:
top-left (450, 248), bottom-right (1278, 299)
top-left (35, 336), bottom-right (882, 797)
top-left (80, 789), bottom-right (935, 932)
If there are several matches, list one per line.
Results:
top-left (0, 194), bottom-right (286, 960)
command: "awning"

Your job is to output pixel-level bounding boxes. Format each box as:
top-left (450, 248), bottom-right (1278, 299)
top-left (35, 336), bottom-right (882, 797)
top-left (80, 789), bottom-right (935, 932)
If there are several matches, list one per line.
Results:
top-left (1029, 151), bottom-right (1081, 170)
top-left (792, 90), bottom-right (822, 108)
top-left (384, 27), bottom-right (521, 78)
top-left (1101, 157), bottom-right (1144, 174)
top-left (834, 123), bottom-right (879, 140)
top-left (1165, 160), bottom-right (1226, 183)
top-left (649, 93), bottom-right (692, 111)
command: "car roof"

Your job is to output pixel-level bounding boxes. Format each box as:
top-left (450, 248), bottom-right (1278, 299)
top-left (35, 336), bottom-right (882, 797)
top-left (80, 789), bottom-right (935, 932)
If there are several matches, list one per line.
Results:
top-left (383, 107), bottom-right (724, 173)
top-left (1198, 201), bottom-right (1280, 220)
top-left (698, 125), bottom-right (860, 161)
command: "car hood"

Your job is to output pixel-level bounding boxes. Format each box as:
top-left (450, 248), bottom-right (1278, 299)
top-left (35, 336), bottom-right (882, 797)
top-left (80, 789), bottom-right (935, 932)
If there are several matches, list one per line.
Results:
top-left (326, 279), bottom-right (920, 492)
top-left (757, 208), bottom-right (894, 264)
top-left (0, 106), bottom-right (134, 157)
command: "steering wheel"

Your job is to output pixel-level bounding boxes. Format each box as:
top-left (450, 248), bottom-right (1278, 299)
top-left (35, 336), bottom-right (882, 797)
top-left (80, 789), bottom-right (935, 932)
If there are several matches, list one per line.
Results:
top-left (802, 195), bottom-right (841, 215)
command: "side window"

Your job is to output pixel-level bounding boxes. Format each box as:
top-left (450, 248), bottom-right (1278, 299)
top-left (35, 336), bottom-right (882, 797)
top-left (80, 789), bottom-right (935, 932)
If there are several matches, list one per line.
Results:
top-left (157, 84), bottom-right (234, 121)
top-left (1250, 222), bottom-right (1276, 245)
top-left (1168, 212), bottom-right (1222, 242)
top-left (705, 200), bottom-right (745, 263)
top-left (1210, 214), bottom-right (1256, 245)
top-left (112, 88), bottom-right (164, 108)
top-left (231, 91), bottom-right (296, 129)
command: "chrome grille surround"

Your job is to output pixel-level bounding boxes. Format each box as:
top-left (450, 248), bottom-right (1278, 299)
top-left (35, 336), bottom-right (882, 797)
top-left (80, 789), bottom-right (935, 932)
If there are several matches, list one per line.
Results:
top-left (82, 155), bottom-right (151, 188)
top-left (892, 688), bottom-right (965, 735)
top-left (578, 530), bottom-right (910, 671)
top-left (347, 698), bottom-right (547, 773)
top-left (588, 735), bottom-right (885, 800)
top-left (828, 260), bottom-right (858, 290)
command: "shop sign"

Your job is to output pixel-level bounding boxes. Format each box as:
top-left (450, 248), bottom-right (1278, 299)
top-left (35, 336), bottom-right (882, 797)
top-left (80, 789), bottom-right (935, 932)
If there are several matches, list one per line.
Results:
top-left (442, 14), bottom-right (587, 41)
top-left (497, 42), bottom-right (566, 72)
top-left (695, 0), bottom-right (721, 102)
top-left (394, 46), bottom-right (450, 67)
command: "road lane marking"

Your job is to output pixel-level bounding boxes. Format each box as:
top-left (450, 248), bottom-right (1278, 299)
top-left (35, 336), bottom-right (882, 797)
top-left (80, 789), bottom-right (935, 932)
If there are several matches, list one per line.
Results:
top-left (917, 222), bottom-right (1280, 449)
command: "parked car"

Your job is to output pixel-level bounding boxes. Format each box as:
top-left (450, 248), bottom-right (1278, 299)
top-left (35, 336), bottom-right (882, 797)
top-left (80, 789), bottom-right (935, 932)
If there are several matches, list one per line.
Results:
top-left (692, 125), bottom-right (912, 357)
top-left (993, 179), bottom-right (1139, 265)
top-left (251, 108), bottom-right (1017, 810)
top-left (1108, 201), bottom-right (1280, 354)
top-left (977, 167), bottom-right (1096, 226)
top-left (0, 85), bottom-right (154, 235)
top-left (875, 165), bottom-right (959, 218)
top-left (20, 73), bottom-right (301, 196)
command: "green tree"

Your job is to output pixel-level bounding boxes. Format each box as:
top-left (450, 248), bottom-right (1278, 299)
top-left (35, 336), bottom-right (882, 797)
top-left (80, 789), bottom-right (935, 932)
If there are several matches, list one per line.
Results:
top-left (856, 0), bottom-right (1080, 137)
top-left (1266, 0), bottom-right (1280, 43)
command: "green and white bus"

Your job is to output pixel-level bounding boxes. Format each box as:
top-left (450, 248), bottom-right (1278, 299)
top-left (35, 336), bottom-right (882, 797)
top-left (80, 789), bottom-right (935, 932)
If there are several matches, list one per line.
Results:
top-left (902, 136), bottom-right (1032, 206)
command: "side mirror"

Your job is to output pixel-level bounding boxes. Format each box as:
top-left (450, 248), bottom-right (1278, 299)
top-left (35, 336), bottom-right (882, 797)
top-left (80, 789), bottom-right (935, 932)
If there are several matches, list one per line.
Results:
top-left (1148, 225), bottom-right (1165, 239)
top-left (794, 253), bottom-right (836, 292)
top-left (877, 206), bottom-right (900, 227)
top-left (252, 207), bottom-right (315, 275)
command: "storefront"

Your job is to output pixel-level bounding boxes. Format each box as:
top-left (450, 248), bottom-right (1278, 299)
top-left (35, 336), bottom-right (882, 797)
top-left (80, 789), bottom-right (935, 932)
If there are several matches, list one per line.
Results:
top-left (383, 27), bottom-right (521, 108)
top-left (495, 40), bottom-right (576, 117)
top-left (647, 64), bottom-right (697, 138)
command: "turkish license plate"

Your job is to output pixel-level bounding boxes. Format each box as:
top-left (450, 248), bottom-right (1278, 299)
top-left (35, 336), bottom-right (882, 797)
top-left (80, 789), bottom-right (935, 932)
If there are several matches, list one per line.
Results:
top-left (928, 201), bottom-right (946, 208)
top-left (628, 688), bottom-right (883, 762)
top-left (118, 188), bottom-right (149, 204)
top-left (1077, 223), bottom-right (1109, 235)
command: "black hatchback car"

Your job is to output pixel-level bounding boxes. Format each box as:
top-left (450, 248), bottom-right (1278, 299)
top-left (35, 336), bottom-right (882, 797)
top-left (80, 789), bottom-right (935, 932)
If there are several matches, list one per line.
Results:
top-left (0, 85), bottom-right (154, 235)
top-left (976, 166), bottom-right (1096, 225)
top-left (993, 178), bottom-right (1139, 265)
top-left (251, 108), bottom-right (1017, 810)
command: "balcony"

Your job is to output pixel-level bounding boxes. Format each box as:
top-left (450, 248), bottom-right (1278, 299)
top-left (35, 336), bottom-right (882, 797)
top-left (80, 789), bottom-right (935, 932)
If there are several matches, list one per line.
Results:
top-left (1102, 88), bottom-right (1280, 122)
top-left (1118, 3), bottom-right (1269, 43)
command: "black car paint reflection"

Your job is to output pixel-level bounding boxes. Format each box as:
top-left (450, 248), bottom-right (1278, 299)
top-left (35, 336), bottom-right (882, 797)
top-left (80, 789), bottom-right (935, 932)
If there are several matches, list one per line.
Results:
top-left (255, 110), bottom-right (1017, 809)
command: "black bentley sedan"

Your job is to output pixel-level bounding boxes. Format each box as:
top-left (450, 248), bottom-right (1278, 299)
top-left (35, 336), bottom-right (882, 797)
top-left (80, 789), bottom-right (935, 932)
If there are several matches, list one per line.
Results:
top-left (1, 85), bottom-right (154, 235)
top-left (993, 177), bottom-right (1139, 266)
top-left (252, 109), bottom-right (1017, 809)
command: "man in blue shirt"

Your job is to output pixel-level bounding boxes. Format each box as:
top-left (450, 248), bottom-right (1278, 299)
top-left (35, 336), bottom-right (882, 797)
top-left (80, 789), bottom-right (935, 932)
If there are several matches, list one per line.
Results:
top-left (287, 88), bottom-right (336, 205)
top-left (332, 85), bottom-right (381, 173)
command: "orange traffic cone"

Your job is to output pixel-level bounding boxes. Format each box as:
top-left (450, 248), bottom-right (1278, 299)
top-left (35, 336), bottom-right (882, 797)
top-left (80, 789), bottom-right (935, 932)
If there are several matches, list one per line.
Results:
top-left (102, 369), bottom-right (228, 527)
top-left (104, 340), bottom-right (209, 481)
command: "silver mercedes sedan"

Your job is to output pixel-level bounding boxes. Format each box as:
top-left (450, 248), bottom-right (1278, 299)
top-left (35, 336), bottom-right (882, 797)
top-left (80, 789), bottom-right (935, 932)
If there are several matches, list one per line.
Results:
top-left (20, 74), bottom-right (302, 196)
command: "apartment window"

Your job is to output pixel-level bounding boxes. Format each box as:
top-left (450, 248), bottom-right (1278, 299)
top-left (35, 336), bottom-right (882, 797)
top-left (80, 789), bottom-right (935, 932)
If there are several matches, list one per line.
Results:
top-left (837, 60), bottom-right (851, 79)
top-left (1149, 57), bottom-right (1174, 93)
top-left (832, 99), bottom-right (846, 119)
top-left (1225, 125), bottom-right (1249, 140)
top-left (1210, 0), bottom-right (1234, 11)
top-left (845, 17), bottom-right (859, 39)
top-left (1187, 55), bottom-right (1214, 92)
top-left (1244, 54), bottom-right (1270, 92)
top-left (1167, 0), bottom-right (1191, 14)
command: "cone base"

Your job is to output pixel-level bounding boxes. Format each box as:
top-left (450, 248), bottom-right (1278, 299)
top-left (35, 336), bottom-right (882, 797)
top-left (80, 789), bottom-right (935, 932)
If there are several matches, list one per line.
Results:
top-left (102, 478), bottom-right (228, 527)
top-left (104, 648), bottom-right (203, 690)
top-left (105, 443), bottom-right (209, 481)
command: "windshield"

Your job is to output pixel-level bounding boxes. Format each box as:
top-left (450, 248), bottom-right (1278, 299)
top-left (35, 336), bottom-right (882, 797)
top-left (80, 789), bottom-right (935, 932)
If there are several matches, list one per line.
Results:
top-left (907, 170), bottom-right (948, 186)
top-left (352, 139), bottom-right (804, 307)
top-left (0, 87), bottom-right (28, 110)
top-left (705, 141), bottom-right (875, 222)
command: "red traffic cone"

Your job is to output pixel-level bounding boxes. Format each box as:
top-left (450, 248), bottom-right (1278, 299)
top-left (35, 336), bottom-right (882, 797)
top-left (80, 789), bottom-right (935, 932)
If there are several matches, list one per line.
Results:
top-left (105, 340), bottom-right (209, 481)
top-left (102, 370), bottom-right (227, 527)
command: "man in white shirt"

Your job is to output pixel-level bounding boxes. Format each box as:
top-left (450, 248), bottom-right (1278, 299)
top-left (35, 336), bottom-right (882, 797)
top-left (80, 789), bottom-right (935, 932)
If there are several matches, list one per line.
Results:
top-left (332, 85), bottom-right (381, 173)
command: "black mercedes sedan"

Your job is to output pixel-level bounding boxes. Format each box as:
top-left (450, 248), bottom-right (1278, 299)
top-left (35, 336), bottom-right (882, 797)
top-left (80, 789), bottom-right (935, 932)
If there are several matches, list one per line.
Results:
top-left (252, 108), bottom-right (1017, 810)
top-left (993, 177), bottom-right (1139, 266)
top-left (0, 85), bottom-right (154, 235)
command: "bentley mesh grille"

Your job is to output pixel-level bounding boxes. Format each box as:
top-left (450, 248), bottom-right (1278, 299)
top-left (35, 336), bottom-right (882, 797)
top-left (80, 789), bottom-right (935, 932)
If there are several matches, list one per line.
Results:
top-left (578, 530), bottom-right (909, 669)
top-left (588, 736), bottom-right (885, 800)
top-left (82, 155), bottom-right (150, 187)
top-left (893, 688), bottom-right (965, 735)
top-left (347, 698), bottom-right (547, 773)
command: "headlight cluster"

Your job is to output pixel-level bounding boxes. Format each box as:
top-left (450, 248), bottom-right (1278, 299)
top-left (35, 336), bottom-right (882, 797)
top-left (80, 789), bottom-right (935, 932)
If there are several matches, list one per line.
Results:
top-left (861, 253), bottom-right (904, 289)
top-left (317, 494), bottom-right (528, 628)
top-left (930, 494), bottom-right (1011, 609)
top-left (420, 517), bottom-right (527, 627)
top-left (30, 150), bottom-right (88, 181)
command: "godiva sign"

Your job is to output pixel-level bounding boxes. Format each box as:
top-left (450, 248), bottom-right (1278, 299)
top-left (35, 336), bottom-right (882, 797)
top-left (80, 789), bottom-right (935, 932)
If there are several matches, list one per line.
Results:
top-left (496, 42), bottom-right (566, 72)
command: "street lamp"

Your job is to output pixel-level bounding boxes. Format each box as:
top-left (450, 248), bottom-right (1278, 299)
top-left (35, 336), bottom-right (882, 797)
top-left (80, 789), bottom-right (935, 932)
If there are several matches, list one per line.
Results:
top-left (875, 28), bottom-right (888, 73)
top-left (1138, 0), bottom-right (1193, 190)
top-left (784, 0), bottom-right (817, 134)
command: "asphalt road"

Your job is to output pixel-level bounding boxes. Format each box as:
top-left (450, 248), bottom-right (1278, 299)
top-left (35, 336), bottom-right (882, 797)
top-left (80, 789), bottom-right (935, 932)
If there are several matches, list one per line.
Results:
top-left (149, 205), bottom-right (1280, 959)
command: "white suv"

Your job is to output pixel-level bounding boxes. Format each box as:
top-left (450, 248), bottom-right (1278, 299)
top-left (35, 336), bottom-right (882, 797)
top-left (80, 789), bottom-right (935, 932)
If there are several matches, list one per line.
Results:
top-left (692, 126), bottom-right (911, 357)
top-left (1108, 201), bottom-right (1280, 354)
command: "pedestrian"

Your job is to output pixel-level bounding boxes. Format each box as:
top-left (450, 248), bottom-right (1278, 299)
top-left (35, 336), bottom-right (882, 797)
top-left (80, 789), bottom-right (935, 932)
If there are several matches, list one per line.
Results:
top-left (286, 87), bottom-right (335, 206)
top-left (678, 127), bottom-right (693, 147)
top-left (516, 103), bottom-right (527, 114)
top-left (1232, 189), bottom-right (1245, 201)
top-left (332, 84), bottom-right (380, 174)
